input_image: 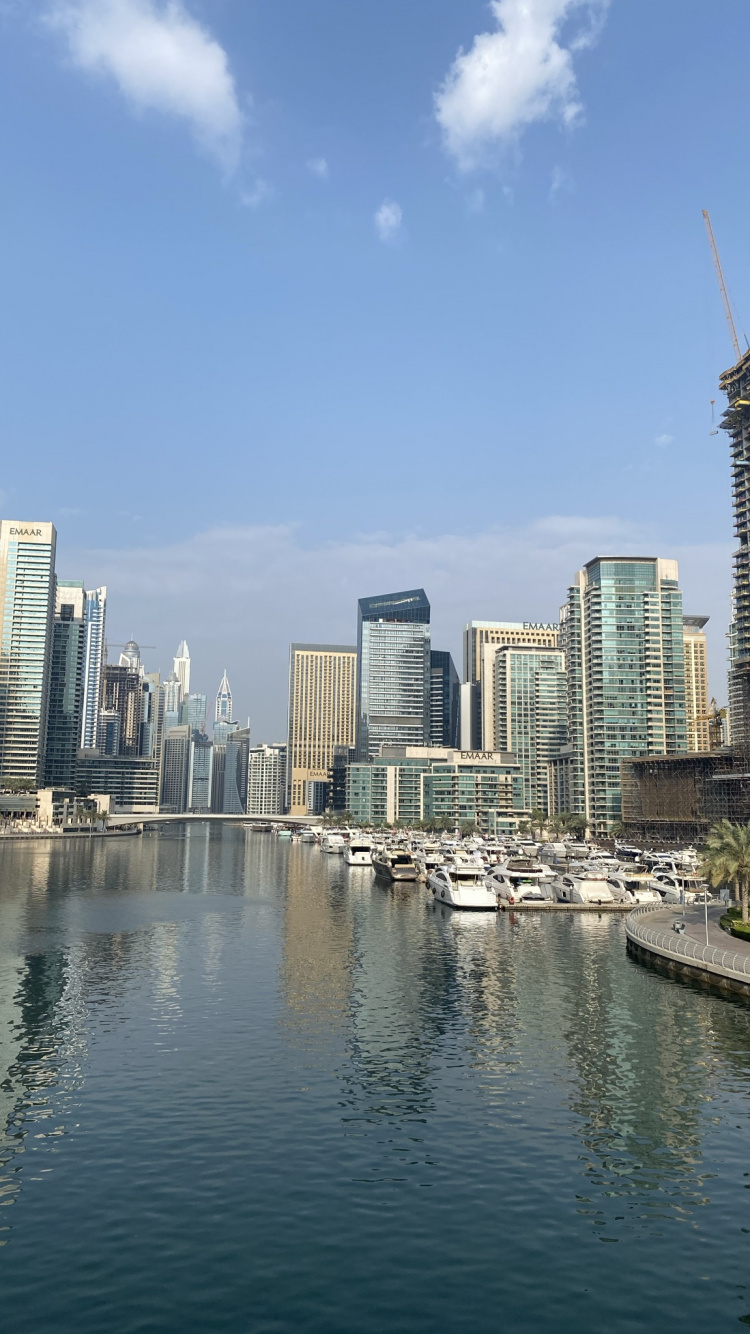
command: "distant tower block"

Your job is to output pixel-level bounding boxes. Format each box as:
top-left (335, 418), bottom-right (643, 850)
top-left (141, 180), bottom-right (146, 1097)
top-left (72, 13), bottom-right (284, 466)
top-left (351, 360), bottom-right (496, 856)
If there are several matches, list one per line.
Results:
top-left (216, 670), bottom-right (233, 723)
top-left (173, 640), bottom-right (191, 698)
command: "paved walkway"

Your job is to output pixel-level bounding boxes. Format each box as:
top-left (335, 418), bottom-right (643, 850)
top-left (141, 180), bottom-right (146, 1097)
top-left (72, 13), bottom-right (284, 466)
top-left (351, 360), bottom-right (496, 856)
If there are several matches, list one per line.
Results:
top-left (627, 902), bottom-right (750, 991)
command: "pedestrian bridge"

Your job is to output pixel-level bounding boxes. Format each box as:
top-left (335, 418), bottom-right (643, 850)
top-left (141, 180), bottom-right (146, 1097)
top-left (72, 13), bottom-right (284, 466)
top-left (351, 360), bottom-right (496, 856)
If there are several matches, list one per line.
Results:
top-left (107, 812), bottom-right (322, 828)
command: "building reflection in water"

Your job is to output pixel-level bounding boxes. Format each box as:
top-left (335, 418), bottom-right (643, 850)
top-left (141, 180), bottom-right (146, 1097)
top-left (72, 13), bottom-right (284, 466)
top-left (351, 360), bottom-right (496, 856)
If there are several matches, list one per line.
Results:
top-left (280, 842), bottom-right (354, 1048)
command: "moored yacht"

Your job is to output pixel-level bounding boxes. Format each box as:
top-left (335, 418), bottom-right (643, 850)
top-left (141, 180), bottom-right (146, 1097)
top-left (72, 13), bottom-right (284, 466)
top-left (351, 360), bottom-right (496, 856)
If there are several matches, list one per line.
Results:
top-left (321, 832), bottom-right (345, 854)
top-left (344, 838), bottom-right (373, 866)
top-left (429, 863), bottom-right (498, 911)
top-left (552, 872), bottom-right (615, 905)
top-left (371, 845), bottom-right (419, 881)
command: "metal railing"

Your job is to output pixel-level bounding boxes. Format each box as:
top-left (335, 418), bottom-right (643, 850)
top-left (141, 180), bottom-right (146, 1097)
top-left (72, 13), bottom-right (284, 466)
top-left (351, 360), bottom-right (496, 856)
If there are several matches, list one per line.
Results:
top-left (625, 904), bottom-right (750, 980)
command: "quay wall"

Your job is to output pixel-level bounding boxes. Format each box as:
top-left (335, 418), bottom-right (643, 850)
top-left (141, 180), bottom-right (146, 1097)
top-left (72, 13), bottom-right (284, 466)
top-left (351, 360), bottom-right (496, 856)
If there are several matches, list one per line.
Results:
top-left (625, 905), bottom-right (750, 998)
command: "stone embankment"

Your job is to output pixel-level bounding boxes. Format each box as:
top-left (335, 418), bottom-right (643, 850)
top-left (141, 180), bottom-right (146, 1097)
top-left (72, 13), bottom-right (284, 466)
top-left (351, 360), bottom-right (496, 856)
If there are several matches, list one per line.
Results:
top-left (625, 902), bottom-right (750, 997)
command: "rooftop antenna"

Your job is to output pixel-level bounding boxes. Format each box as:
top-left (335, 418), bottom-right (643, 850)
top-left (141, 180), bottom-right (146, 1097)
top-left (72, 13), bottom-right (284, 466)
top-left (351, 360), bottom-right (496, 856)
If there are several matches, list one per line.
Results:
top-left (703, 209), bottom-right (744, 360)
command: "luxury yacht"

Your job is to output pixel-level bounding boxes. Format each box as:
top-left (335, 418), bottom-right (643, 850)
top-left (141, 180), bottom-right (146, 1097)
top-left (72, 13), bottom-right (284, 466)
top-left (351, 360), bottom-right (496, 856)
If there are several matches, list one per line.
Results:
top-left (321, 832), bottom-right (345, 854)
top-left (371, 845), bottom-right (419, 881)
top-left (551, 872), bottom-right (615, 905)
top-left (428, 863), bottom-right (498, 911)
top-left (344, 838), bottom-right (373, 867)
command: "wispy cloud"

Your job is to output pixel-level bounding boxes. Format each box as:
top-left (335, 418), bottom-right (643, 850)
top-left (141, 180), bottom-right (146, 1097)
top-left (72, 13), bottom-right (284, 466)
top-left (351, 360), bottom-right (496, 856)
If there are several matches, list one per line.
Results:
top-left (306, 156), bottom-right (329, 180)
top-left (375, 199), bottom-right (403, 243)
top-left (435, 0), bottom-right (609, 171)
top-left (45, 0), bottom-right (244, 171)
top-left (241, 178), bottom-right (273, 209)
top-left (654, 433), bottom-right (674, 448)
top-left (60, 515), bottom-right (731, 738)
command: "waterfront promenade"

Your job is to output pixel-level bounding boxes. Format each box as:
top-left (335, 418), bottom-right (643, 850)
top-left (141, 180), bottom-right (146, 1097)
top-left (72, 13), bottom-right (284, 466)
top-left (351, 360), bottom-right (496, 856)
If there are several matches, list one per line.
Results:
top-left (626, 902), bottom-right (750, 996)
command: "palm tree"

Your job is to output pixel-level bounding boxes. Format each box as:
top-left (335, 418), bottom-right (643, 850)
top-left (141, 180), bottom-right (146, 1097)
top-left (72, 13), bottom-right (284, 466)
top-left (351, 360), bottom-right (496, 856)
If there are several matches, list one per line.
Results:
top-left (701, 820), bottom-right (750, 922)
top-left (530, 809), bottom-right (546, 839)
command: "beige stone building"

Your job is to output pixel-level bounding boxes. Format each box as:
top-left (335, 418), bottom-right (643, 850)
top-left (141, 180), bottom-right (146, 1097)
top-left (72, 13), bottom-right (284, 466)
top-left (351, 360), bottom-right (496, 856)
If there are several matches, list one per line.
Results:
top-left (462, 621), bottom-right (560, 751)
top-left (683, 615), bottom-right (711, 752)
top-left (287, 643), bottom-right (357, 815)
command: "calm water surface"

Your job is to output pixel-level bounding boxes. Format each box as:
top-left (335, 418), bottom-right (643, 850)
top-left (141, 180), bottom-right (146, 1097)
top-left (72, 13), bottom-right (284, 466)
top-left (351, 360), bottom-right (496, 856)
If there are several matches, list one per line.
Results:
top-left (0, 826), bottom-right (749, 1332)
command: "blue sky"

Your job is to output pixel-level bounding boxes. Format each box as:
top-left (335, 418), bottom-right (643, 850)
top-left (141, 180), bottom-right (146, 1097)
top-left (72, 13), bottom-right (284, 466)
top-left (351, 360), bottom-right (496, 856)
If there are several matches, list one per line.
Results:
top-left (1, 0), bottom-right (747, 735)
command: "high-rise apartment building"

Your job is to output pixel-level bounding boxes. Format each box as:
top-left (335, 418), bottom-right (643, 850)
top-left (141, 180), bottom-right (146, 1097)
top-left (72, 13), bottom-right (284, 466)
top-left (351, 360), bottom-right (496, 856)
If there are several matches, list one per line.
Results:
top-left (81, 586), bottom-right (106, 749)
top-left (247, 743), bottom-right (287, 816)
top-left (560, 557), bottom-right (687, 832)
top-left (223, 726), bottom-right (250, 813)
top-left (429, 650), bottom-right (460, 748)
top-left (188, 731), bottom-right (213, 812)
top-left (683, 616), bottom-right (711, 752)
top-left (357, 589), bottom-right (430, 762)
top-left (180, 693), bottom-right (206, 729)
top-left (163, 670), bottom-right (182, 733)
top-left (721, 350), bottom-right (750, 748)
top-left (462, 620), bottom-right (559, 749)
top-left (492, 645), bottom-right (567, 815)
top-left (0, 521), bottom-right (57, 783)
top-left (173, 640), bottom-right (191, 698)
top-left (215, 670), bottom-right (233, 723)
top-left (287, 643), bottom-right (357, 816)
top-left (139, 672), bottom-right (164, 761)
top-left (44, 580), bottom-right (85, 789)
top-left (160, 725), bottom-right (192, 813)
top-left (101, 664), bottom-right (142, 757)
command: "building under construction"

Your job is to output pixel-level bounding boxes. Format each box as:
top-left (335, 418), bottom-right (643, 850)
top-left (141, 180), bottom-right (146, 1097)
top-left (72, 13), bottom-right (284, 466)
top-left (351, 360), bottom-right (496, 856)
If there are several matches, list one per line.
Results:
top-left (620, 751), bottom-right (749, 843)
top-left (721, 347), bottom-right (750, 749)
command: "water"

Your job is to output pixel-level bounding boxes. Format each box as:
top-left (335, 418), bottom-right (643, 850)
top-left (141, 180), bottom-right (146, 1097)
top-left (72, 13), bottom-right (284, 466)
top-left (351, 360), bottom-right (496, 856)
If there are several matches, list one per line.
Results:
top-left (1, 827), bottom-right (749, 1332)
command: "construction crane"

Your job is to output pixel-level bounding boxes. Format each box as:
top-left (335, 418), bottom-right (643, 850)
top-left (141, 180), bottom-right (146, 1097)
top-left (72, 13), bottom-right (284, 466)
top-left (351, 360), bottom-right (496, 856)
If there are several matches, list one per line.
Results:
top-left (703, 209), bottom-right (742, 361)
top-left (695, 698), bottom-right (727, 751)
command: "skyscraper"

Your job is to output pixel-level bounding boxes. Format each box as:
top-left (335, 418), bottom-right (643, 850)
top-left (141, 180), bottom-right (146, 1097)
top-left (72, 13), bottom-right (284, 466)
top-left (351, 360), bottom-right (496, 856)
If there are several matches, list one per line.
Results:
top-left (163, 670), bottom-right (182, 733)
top-left (44, 580), bottom-right (85, 789)
top-left (683, 616), bottom-right (711, 752)
top-left (173, 640), bottom-right (191, 698)
top-left (462, 620), bottom-right (560, 750)
top-left (81, 586), bottom-right (107, 749)
top-left (247, 743), bottom-right (287, 816)
top-left (287, 643), bottom-right (357, 816)
top-left (560, 557), bottom-right (687, 832)
top-left (492, 644), bottom-right (567, 815)
top-left (223, 726), bottom-right (250, 813)
top-left (188, 730), bottom-right (213, 812)
top-left (356, 589), bottom-right (430, 762)
top-left (160, 725), bottom-right (192, 813)
top-left (101, 664), bottom-right (142, 758)
top-left (721, 351), bottom-right (750, 747)
top-left (180, 693), bottom-right (206, 729)
top-left (215, 670), bottom-right (233, 723)
top-left (429, 650), bottom-right (460, 748)
top-left (0, 521), bottom-right (57, 783)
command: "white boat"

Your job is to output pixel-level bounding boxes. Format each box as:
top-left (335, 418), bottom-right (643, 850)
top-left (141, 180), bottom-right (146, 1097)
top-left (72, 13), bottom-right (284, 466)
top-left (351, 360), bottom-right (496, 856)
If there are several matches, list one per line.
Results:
top-left (607, 875), bottom-right (662, 905)
top-left (299, 828), bottom-right (317, 843)
top-left (372, 846), bottom-right (419, 881)
top-left (344, 838), bottom-right (373, 866)
top-left (321, 833), bottom-right (345, 854)
top-left (429, 864), bottom-right (498, 911)
top-left (552, 872), bottom-right (615, 905)
top-left (649, 872), bottom-right (710, 905)
top-left (486, 858), bottom-right (555, 904)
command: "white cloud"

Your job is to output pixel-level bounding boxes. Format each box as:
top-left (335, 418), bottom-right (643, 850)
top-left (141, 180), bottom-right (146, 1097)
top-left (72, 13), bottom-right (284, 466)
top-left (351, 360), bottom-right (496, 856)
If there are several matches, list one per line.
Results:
top-left (435, 0), bottom-right (609, 171)
top-left (375, 199), bottom-right (403, 243)
top-left (549, 163), bottom-right (572, 199)
top-left (241, 178), bottom-right (273, 209)
top-left (655, 433), bottom-right (674, 448)
top-left (46, 0), bottom-right (243, 171)
top-left (306, 156), bottom-right (329, 180)
top-left (59, 515), bottom-right (732, 741)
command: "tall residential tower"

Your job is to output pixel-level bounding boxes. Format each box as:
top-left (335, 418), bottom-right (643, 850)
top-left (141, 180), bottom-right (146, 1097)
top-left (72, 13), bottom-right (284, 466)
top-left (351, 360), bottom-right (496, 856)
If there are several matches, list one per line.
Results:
top-left (560, 557), bottom-right (687, 832)
top-left (287, 643), bottom-right (357, 815)
top-left (0, 521), bottom-right (57, 783)
top-left (357, 589), bottom-right (430, 761)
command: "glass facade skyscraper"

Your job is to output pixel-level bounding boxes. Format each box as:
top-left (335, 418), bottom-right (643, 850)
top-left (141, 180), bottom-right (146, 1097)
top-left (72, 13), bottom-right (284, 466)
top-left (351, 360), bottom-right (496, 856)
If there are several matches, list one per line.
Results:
top-left (356, 589), bottom-right (431, 761)
top-left (44, 580), bottom-right (85, 789)
top-left (429, 650), bottom-right (460, 748)
top-left (215, 671), bottom-right (233, 723)
top-left (560, 557), bottom-right (687, 833)
top-left (0, 521), bottom-right (57, 783)
top-left (81, 586), bottom-right (107, 750)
